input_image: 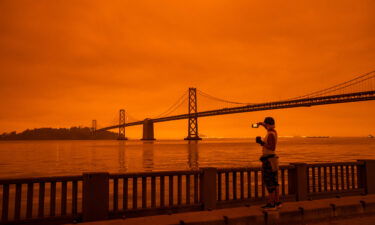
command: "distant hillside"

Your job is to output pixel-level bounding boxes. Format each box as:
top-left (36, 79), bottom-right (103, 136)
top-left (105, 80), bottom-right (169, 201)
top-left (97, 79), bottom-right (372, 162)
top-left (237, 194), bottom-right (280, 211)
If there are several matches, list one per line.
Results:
top-left (0, 127), bottom-right (117, 140)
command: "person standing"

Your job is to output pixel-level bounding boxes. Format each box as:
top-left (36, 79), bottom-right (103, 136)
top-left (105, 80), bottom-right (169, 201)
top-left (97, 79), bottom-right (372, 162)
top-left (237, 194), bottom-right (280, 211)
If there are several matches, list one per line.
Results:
top-left (255, 117), bottom-right (281, 210)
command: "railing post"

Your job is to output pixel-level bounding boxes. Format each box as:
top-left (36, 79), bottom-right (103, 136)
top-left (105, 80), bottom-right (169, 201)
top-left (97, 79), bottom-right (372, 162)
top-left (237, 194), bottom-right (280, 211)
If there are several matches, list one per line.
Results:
top-left (288, 163), bottom-right (308, 201)
top-left (357, 160), bottom-right (375, 194)
top-left (82, 172), bottom-right (109, 222)
top-left (200, 168), bottom-right (217, 210)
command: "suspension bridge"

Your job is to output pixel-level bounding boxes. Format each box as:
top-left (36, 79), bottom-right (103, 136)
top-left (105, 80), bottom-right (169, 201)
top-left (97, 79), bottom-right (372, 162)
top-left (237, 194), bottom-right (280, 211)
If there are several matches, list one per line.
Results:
top-left (94, 71), bottom-right (375, 140)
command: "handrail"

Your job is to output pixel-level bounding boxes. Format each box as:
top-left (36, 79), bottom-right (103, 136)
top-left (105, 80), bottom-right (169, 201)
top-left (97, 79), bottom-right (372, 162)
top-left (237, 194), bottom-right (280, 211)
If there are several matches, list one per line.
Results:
top-left (306, 161), bottom-right (364, 167)
top-left (109, 170), bottom-right (202, 178)
top-left (217, 165), bottom-right (293, 172)
top-left (0, 175), bottom-right (83, 184)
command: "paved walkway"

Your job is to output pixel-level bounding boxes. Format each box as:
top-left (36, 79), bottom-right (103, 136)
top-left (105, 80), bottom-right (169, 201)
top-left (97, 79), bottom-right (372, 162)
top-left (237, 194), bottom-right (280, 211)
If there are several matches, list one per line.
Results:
top-left (68, 195), bottom-right (375, 225)
top-left (311, 215), bottom-right (375, 225)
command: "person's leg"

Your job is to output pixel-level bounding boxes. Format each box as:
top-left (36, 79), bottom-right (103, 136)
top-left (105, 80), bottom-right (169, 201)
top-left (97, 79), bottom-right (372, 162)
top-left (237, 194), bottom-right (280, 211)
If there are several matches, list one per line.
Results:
top-left (270, 170), bottom-right (279, 204)
top-left (268, 190), bottom-right (275, 204)
top-left (272, 171), bottom-right (282, 207)
top-left (265, 175), bottom-right (276, 205)
top-left (261, 161), bottom-right (269, 205)
top-left (263, 186), bottom-right (274, 208)
top-left (275, 186), bottom-right (279, 202)
top-left (265, 181), bottom-right (274, 204)
top-left (262, 159), bottom-right (277, 209)
top-left (263, 186), bottom-right (277, 209)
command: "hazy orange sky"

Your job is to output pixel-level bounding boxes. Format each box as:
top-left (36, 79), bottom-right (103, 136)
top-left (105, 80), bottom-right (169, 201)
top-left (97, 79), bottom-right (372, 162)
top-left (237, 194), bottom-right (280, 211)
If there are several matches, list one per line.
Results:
top-left (0, 0), bottom-right (374, 138)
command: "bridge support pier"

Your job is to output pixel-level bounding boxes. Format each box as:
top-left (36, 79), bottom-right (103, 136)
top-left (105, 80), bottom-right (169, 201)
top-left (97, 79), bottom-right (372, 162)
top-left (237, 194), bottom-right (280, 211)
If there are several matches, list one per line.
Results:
top-left (185, 88), bottom-right (202, 140)
top-left (118, 109), bottom-right (128, 140)
top-left (141, 119), bottom-right (155, 141)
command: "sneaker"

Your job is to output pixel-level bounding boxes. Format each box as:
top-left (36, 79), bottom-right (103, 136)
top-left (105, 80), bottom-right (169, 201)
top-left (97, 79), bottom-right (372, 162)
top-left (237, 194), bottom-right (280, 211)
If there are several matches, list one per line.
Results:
top-left (261, 203), bottom-right (277, 210)
top-left (275, 201), bottom-right (283, 208)
top-left (261, 203), bottom-right (272, 209)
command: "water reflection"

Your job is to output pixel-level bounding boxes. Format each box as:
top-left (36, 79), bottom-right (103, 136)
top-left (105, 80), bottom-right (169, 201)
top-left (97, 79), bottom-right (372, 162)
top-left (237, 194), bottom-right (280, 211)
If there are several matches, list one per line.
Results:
top-left (55, 143), bottom-right (61, 167)
top-left (187, 141), bottom-right (199, 170)
top-left (89, 143), bottom-right (97, 170)
top-left (118, 141), bottom-right (127, 172)
top-left (142, 141), bottom-right (154, 171)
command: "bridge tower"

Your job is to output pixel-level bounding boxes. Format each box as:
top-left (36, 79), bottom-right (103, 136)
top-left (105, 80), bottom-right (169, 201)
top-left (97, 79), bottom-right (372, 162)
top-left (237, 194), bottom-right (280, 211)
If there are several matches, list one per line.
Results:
top-left (118, 109), bottom-right (128, 140)
top-left (92, 120), bottom-right (97, 133)
top-left (185, 88), bottom-right (202, 140)
top-left (91, 120), bottom-right (97, 139)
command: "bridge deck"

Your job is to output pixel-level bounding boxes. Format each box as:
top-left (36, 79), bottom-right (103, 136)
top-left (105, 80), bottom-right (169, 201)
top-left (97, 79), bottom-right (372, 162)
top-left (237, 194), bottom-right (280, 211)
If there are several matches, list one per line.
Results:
top-left (98, 90), bottom-right (375, 131)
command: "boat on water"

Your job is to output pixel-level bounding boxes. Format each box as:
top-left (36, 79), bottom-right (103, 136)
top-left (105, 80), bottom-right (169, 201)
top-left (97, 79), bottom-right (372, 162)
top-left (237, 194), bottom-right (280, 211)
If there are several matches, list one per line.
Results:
top-left (369, 134), bottom-right (374, 138)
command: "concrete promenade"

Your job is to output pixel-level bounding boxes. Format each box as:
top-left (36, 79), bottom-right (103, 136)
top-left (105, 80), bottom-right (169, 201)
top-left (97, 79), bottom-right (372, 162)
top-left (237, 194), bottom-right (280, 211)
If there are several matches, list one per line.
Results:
top-left (68, 195), bottom-right (375, 225)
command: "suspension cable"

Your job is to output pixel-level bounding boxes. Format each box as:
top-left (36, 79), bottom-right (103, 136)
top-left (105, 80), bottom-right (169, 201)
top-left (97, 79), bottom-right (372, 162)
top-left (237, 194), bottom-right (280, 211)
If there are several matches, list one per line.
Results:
top-left (289, 70), bottom-right (375, 100)
top-left (126, 113), bottom-right (140, 122)
top-left (308, 75), bottom-right (375, 98)
top-left (197, 89), bottom-right (255, 105)
top-left (154, 91), bottom-right (188, 118)
top-left (159, 97), bottom-right (188, 117)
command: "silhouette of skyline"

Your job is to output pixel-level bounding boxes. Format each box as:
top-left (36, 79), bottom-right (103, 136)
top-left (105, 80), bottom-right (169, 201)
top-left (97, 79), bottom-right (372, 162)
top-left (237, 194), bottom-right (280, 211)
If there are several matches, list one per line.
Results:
top-left (0, 127), bottom-right (117, 140)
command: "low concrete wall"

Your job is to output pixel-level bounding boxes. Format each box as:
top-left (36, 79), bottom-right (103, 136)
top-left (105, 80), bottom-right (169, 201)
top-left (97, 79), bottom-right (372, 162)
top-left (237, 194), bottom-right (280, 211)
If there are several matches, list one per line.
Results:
top-left (179, 196), bottom-right (375, 225)
top-left (80, 195), bottom-right (375, 225)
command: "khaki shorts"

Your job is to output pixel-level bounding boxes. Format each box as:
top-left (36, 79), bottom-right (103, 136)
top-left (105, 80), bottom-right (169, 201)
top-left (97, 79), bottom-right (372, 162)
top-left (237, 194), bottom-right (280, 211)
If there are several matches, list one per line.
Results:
top-left (268, 157), bottom-right (279, 172)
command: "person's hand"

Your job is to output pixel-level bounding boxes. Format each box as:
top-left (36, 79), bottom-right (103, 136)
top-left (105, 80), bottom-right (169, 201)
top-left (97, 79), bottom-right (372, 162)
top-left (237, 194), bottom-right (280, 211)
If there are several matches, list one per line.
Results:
top-left (256, 136), bottom-right (263, 145)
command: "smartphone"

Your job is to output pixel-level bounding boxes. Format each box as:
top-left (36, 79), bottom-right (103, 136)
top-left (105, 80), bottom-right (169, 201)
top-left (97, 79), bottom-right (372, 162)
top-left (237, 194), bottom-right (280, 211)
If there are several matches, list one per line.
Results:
top-left (252, 123), bottom-right (259, 128)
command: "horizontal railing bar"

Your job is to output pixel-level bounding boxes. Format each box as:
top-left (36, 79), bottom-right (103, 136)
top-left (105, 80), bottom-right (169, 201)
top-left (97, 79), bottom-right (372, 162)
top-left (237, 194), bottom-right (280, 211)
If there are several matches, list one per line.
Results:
top-left (111, 203), bottom-right (203, 214)
top-left (109, 170), bottom-right (202, 178)
top-left (109, 204), bottom-right (203, 219)
top-left (216, 194), bottom-right (296, 207)
top-left (306, 162), bottom-right (363, 167)
top-left (307, 188), bottom-right (364, 197)
top-left (0, 176), bottom-right (82, 185)
top-left (217, 165), bottom-right (293, 172)
top-left (0, 214), bottom-right (83, 225)
top-left (217, 167), bottom-right (260, 172)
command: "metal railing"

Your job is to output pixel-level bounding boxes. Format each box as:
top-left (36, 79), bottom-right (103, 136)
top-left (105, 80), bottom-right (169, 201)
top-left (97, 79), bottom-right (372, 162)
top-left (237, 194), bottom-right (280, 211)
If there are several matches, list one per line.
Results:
top-left (0, 176), bottom-right (82, 224)
top-left (0, 160), bottom-right (374, 224)
top-left (216, 165), bottom-right (294, 205)
top-left (108, 170), bottom-right (202, 218)
top-left (307, 162), bottom-right (364, 197)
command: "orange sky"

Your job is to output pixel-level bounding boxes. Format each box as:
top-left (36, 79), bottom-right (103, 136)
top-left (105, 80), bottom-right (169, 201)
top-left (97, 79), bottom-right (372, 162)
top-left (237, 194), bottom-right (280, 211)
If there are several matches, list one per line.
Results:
top-left (0, 0), bottom-right (374, 138)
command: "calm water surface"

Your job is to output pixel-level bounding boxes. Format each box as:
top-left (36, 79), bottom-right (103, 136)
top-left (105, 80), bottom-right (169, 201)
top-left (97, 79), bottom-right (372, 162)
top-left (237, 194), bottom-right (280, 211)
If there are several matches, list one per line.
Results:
top-left (0, 138), bottom-right (374, 178)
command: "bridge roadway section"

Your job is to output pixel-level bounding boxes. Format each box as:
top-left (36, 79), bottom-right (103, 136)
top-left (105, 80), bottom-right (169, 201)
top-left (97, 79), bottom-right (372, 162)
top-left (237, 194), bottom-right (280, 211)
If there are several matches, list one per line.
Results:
top-left (97, 90), bottom-right (375, 133)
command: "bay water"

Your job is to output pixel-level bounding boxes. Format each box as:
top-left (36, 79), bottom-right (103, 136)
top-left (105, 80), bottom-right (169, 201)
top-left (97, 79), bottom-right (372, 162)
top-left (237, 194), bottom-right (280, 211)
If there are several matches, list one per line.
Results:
top-left (0, 137), bottom-right (374, 179)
